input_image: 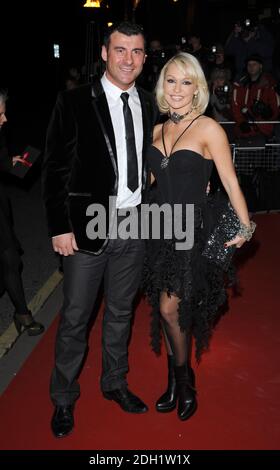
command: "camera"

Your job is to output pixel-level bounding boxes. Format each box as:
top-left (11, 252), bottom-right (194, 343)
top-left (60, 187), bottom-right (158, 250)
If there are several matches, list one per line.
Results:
top-left (236, 17), bottom-right (256, 36)
top-left (215, 85), bottom-right (230, 105)
top-left (251, 100), bottom-right (272, 119)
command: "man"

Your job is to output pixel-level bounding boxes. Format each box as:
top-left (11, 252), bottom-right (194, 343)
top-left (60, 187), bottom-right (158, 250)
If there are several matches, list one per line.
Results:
top-left (42, 22), bottom-right (157, 438)
top-left (232, 54), bottom-right (278, 142)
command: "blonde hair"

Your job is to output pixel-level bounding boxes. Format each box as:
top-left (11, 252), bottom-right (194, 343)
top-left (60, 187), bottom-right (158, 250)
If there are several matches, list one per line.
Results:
top-left (155, 52), bottom-right (209, 114)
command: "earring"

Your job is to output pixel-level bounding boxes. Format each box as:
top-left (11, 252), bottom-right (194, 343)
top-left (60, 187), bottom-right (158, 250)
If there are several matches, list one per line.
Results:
top-left (192, 92), bottom-right (199, 108)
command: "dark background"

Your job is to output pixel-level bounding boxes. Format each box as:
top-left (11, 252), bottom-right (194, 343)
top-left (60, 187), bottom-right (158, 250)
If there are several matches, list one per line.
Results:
top-left (1, 0), bottom-right (279, 152)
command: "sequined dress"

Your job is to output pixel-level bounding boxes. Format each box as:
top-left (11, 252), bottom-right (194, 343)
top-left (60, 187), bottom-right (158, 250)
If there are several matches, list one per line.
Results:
top-left (143, 137), bottom-right (232, 360)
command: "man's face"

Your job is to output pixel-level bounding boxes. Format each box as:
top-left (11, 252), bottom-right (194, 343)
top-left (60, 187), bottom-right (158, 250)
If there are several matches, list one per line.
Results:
top-left (214, 78), bottom-right (226, 88)
top-left (247, 60), bottom-right (262, 78)
top-left (0, 102), bottom-right (7, 127)
top-left (188, 36), bottom-right (200, 51)
top-left (102, 31), bottom-right (146, 90)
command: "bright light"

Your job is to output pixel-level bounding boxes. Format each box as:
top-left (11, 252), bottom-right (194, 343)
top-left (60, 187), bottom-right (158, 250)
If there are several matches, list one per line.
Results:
top-left (83, 0), bottom-right (102, 8)
top-left (107, 22), bottom-right (113, 27)
top-left (53, 44), bottom-right (60, 59)
top-left (132, 0), bottom-right (141, 9)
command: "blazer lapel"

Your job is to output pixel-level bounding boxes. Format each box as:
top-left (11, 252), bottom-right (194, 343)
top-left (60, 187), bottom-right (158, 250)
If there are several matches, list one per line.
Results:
top-left (91, 79), bottom-right (118, 165)
top-left (137, 87), bottom-right (151, 161)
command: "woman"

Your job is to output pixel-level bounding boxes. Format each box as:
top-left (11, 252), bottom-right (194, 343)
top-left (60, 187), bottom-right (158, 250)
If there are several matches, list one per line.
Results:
top-left (143, 53), bottom-right (255, 421)
top-left (0, 89), bottom-right (44, 336)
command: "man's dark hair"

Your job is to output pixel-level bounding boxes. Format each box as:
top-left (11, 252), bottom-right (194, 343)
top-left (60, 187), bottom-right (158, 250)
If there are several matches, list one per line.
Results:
top-left (103, 21), bottom-right (146, 50)
top-left (0, 88), bottom-right (8, 104)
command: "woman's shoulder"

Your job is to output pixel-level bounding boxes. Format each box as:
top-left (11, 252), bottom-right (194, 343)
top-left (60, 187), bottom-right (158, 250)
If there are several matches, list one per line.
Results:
top-left (197, 115), bottom-right (225, 135)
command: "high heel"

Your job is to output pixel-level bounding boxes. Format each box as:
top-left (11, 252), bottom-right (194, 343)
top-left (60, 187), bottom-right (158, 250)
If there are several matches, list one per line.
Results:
top-left (175, 365), bottom-right (197, 421)
top-left (14, 311), bottom-right (44, 336)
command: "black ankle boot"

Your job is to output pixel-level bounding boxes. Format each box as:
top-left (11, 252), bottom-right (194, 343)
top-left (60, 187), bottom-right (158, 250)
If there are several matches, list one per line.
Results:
top-left (14, 311), bottom-right (45, 336)
top-left (174, 365), bottom-right (197, 421)
top-left (156, 355), bottom-right (177, 412)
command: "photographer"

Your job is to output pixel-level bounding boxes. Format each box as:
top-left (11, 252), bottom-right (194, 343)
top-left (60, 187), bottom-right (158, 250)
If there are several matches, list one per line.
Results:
top-left (208, 68), bottom-right (233, 141)
top-left (208, 44), bottom-right (235, 81)
top-left (225, 19), bottom-right (274, 80)
top-left (232, 55), bottom-right (278, 142)
top-left (141, 39), bottom-right (168, 91)
top-left (187, 33), bottom-right (209, 76)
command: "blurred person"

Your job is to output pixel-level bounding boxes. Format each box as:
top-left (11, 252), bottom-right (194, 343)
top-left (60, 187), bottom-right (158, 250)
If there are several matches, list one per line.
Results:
top-left (187, 34), bottom-right (209, 75)
top-left (209, 67), bottom-right (233, 122)
top-left (64, 67), bottom-right (81, 90)
top-left (208, 67), bottom-right (234, 143)
top-left (225, 19), bottom-right (274, 80)
top-left (208, 43), bottom-right (234, 79)
top-left (0, 89), bottom-right (44, 337)
top-left (141, 38), bottom-right (167, 91)
top-left (232, 54), bottom-right (278, 142)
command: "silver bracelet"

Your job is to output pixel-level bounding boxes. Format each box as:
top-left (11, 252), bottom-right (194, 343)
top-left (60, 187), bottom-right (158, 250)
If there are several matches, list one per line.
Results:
top-left (238, 220), bottom-right (256, 241)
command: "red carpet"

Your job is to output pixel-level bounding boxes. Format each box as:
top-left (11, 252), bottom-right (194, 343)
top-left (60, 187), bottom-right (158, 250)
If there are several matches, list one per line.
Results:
top-left (0, 214), bottom-right (279, 450)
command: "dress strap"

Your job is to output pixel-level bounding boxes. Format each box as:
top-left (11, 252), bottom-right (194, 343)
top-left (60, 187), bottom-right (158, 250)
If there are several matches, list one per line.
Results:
top-left (162, 114), bottom-right (202, 158)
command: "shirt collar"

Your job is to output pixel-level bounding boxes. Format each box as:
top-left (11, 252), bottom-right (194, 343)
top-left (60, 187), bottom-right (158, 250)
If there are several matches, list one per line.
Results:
top-left (101, 73), bottom-right (137, 101)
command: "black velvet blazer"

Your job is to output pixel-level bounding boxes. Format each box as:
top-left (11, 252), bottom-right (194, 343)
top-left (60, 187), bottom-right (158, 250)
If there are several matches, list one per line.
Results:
top-left (42, 79), bottom-right (157, 254)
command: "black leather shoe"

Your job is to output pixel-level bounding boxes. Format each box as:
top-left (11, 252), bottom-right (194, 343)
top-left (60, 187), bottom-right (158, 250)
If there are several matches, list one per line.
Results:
top-left (14, 311), bottom-right (44, 336)
top-left (51, 405), bottom-right (74, 438)
top-left (103, 388), bottom-right (148, 414)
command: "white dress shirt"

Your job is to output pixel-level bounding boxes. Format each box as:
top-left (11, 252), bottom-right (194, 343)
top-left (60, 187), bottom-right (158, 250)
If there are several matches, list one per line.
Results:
top-left (101, 73), bottom-right (143, 209)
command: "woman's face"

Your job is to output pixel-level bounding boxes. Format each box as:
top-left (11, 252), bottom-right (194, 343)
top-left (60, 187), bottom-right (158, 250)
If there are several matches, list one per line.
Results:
top-left (163, 62), bottom-right (198, 113)
top-left (0, 102), bottom-right (7, 128)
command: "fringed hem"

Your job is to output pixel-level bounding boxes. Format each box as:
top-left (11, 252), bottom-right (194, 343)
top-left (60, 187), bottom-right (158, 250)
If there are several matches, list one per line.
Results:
top-left (143, 227), bottom-right (237, 361)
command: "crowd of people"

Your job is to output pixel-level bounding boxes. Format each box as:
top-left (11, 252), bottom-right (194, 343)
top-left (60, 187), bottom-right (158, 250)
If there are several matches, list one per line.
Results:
top-left (141, 21), bottom-right (280, 146)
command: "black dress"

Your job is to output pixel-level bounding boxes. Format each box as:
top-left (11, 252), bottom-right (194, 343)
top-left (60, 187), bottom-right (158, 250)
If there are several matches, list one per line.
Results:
top-left (143, 142), bottom-right (230, 361)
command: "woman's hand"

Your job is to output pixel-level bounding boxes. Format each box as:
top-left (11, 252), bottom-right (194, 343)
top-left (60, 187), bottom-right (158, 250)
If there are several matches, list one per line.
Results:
top-left (224, 234), bottom-right (246, 249)
top-left (12, 156), bottom-right (25, 166)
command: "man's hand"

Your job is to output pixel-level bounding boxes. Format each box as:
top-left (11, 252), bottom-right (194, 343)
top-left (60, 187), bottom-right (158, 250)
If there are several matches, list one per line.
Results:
top-left (52, 232), bottom-right (78, 256)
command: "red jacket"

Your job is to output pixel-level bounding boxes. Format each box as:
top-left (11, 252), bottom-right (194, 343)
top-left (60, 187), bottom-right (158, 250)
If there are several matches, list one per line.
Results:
top-left (232, 73), bottom-right (279, 138)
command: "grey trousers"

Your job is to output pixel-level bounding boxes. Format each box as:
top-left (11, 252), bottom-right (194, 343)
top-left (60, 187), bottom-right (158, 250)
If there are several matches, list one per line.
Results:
top-left (50, 236), bottom-right (144, 406)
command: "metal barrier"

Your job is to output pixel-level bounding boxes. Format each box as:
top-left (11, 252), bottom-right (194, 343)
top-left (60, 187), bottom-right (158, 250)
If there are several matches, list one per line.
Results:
top-left (231, 144), bottom-right (280, 176)
top-left (227, 143), bottom-right (280, 211)
top-left (217, 121), bottom-right (280, 210)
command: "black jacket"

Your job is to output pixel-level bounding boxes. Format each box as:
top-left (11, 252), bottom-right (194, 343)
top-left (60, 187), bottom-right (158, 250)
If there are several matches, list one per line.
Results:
top-left (42, 78), bottom-right (157, 254)
top-left (0, 131), bottom-right (19, 254)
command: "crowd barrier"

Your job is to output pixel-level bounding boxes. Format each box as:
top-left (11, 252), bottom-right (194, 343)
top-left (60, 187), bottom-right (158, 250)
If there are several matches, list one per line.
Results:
top-left (220, 121), bottom-right (280, 211)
